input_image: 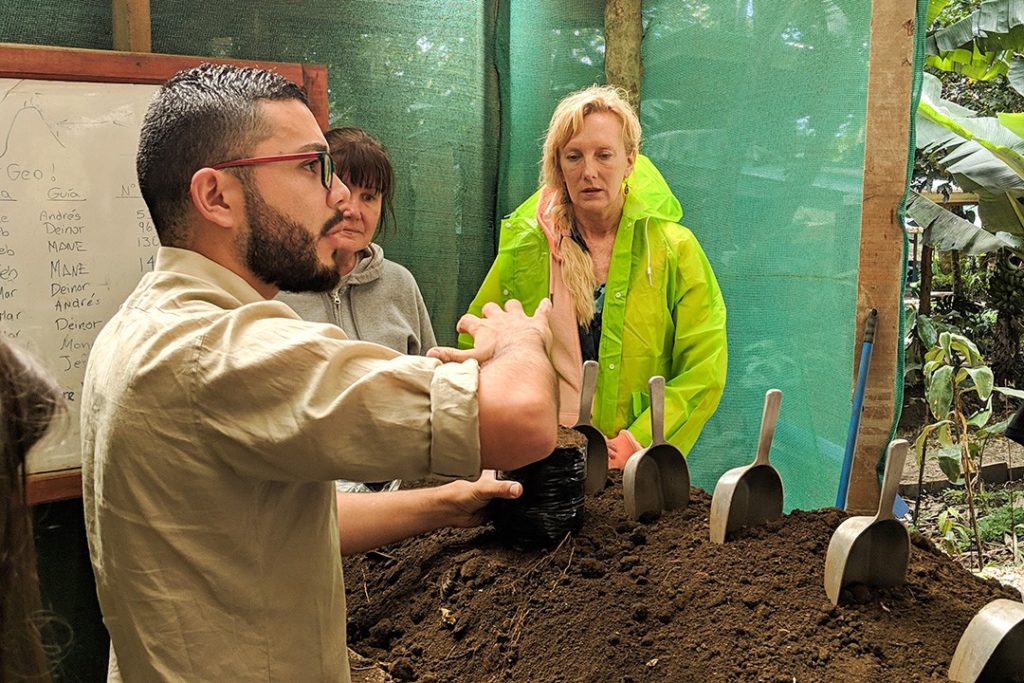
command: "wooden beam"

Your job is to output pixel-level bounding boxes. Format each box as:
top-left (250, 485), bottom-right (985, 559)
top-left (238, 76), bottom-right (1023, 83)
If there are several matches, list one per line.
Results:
top-left (847, 0), bottom-right (917, 513)
top-left (302, 64), bottom-right (331, 131)
top-left (0, 43), bottom-right (310, 87)
top-left (604, 0), bottom-right (642, 111)
top-left (27, 470), bottom-right (82, 506)
top-left (112, 0), bottom-right (152, 53)
top-left (919, 191), bottom-right (979, 206)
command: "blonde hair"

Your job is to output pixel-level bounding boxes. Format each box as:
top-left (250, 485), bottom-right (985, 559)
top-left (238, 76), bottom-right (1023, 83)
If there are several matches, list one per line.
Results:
top-left (540, 85), bottom-right (641, 325)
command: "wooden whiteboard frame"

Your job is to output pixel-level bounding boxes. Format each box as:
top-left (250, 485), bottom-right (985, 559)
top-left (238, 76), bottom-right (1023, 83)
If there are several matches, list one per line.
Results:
top-left (0, 43), bottom-right (329, 505)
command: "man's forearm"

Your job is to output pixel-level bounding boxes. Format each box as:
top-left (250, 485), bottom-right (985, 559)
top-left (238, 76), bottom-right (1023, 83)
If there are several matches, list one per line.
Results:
top-left (477, 343), bottom-right (558, 471)
top-left (337, 489), bottom-right (450, 556)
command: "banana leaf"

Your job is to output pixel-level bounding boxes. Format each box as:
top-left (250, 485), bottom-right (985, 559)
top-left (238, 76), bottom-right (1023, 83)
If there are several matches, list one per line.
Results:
top-left (1008, 54), bottom-right (1024, 95)
top-left (928, 0), bottom-right (953, 27)
top-left (928, 0), bottom-right (1024, 54)
top-left (926, 47), bottom-right (1009, 81)
top-left (906, 192), bottom-right (1024, 253)
top-left (916, 73), bottom-right (1024, 236)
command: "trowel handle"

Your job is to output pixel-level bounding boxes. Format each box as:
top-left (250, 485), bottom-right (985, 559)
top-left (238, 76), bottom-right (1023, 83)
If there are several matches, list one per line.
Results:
top-left (754, 389), bottom-right (783, 466)
top-left (578, 361), bottom-right (599, 425)
top-left (875, 439), bottom-right (909, 522)
top-left (649, 376), bottom-right (666, 446)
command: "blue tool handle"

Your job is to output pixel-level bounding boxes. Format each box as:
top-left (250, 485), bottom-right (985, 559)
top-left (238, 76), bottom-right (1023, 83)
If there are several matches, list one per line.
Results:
top-left (836, 309), bottom-right (878, 509)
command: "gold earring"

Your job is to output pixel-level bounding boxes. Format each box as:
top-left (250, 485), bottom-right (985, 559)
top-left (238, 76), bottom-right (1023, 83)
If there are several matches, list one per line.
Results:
top-left (623, 181), bottom-right (630, 196)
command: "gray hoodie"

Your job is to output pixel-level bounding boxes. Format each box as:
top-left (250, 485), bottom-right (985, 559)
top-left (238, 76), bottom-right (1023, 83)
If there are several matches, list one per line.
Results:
top-left (276, 243), bottom-right (436, 355)
top-left (277, 244), bottom-right (436, 494)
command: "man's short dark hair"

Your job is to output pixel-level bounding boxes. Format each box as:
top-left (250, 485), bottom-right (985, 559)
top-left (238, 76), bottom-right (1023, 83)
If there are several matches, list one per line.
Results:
top-left (137, 63), bottom-right (309, 245)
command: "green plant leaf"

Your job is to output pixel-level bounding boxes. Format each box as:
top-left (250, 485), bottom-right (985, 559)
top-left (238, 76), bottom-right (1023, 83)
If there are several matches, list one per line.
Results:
top-left (949, 333), bottom-right (985, 366)
top-left (915, 73), bottom-right (1024, 237)
top-left (938, 450), bottom-right (964, 484)
top-left (1010, 53), bottom-right (1024, 96)
top-left (999, 111), bottom-right (1024, 139)
top-left (995, 386), bottom-right (1024, 399)
top-left (966, 366), bottom-right (995, 399)
top-left (940, 331), bottom-right (953, 361)
top-left (919, 93), bottom-right (1024, 180)
top-left (967, 401), bottom-right (993, 428)
top-left (926, 48), bottom-right (1010, 80)
top-left (927, 0), bottom-right (953, 27)
top-left (917, 314), bottom-right (939, 347)
top-left (914, 420), bottom-right (952, 465)
top-left (905, 192), bottom-right (1024, 254)
top-left (979, 416), bottom-right (1011, 436)
top-left (927, 364), bottom-right (955, 418)
top-left (938, 421), bottom-right (956, 448)
top-left (928, 0), bottom-right (1024, 55)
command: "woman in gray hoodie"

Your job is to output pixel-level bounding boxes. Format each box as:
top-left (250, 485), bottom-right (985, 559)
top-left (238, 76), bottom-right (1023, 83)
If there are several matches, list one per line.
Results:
top-left (277, 127), bottom-right (436, 492)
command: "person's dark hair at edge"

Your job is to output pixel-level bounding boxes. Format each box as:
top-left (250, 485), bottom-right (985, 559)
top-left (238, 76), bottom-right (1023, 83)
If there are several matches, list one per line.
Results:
top-left (0, 340), bottom-right (63, 683)
top-left (136, 63), bottom-right (309, 246)
top-left (324, 126), bottom-right (397, 240)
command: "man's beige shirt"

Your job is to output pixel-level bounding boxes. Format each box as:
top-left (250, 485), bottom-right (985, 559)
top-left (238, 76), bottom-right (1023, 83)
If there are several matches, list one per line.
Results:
top-left (81, 247), bottom-right (481, 681)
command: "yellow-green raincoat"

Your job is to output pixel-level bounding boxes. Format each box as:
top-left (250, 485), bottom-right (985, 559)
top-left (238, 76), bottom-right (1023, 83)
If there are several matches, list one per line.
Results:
top-left (461, 155), bottom-right (727, 454)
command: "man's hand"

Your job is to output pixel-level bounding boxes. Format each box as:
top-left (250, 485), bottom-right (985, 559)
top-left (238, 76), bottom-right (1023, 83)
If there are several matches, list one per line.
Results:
top-left (441, 470), bottom-right (523, 528)
top-left (427, 298), bottom-right (552, 365)
top-left (337, 472), bottom-right (523, 555)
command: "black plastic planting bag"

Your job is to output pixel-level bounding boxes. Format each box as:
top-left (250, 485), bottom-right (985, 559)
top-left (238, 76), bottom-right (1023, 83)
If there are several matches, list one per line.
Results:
top-left (491, 443), bottom-right (586, 548)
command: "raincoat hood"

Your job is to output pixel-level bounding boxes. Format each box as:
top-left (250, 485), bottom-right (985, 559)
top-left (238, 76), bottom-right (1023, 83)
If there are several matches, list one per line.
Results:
top-left (462, 153), bottom-right (727, 453)
top-left (511, 154), bottom-right (683, 255)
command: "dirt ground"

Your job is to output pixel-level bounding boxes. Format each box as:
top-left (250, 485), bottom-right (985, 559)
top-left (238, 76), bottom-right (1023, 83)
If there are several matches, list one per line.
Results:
top-left (343, 474), bottom-right (1018, 682)
top-left (901, 435), bottom-right (1024, 486)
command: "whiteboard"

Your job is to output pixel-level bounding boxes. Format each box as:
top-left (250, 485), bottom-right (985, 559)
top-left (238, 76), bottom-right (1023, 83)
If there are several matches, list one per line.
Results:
top-left (0, 78), bottom-right (160, 473)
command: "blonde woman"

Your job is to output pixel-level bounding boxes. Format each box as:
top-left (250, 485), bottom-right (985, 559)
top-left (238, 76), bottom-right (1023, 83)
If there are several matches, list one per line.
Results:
top-left (462, 85), bottom-right (727, 467)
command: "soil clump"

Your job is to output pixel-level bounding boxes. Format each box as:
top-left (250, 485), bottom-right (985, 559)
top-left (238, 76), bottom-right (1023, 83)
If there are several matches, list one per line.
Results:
top-left (344, 473), bottom-right (1018, 682)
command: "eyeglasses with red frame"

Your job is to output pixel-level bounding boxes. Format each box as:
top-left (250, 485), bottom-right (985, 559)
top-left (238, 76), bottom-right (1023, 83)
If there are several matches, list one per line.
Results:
top-left (210, 151), bottom-right (335, 190)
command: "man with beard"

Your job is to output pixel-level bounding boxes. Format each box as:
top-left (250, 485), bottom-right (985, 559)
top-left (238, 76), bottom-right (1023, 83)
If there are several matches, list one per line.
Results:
top-left (81, 63), bottom-right (558, 682)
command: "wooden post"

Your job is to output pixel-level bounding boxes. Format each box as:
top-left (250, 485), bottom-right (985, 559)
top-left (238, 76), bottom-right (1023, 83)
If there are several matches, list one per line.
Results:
top-left (604, 0), bottom-right (642, 111)
top-left (112, 0), bottom-right (152, 53)
top-left (847, 0), bottom-right (918, 513)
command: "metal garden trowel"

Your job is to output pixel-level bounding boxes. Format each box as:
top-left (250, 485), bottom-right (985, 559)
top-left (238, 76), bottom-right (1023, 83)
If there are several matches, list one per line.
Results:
top-left (824, 439), bottom-right (910, 605)
top-left (623, 376), bottom-right (689, 521)
top-left (573, 360), bottom-right (607, 495)
top-left (948, 598), bottom-right (1024, 682)
top-left (709, 388), bottom-right (784, 544)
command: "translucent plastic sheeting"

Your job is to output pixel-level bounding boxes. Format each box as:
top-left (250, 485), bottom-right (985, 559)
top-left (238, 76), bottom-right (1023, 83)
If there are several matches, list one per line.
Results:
top-left (642, 1), bottom-right (873, 510)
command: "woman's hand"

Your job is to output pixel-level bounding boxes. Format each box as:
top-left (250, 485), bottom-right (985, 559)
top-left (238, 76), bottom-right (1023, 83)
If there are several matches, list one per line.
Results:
top-left (607, 430), bottom-right (642, 469)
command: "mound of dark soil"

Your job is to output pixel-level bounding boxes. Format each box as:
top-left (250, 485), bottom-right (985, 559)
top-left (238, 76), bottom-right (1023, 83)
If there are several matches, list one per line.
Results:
top-left (344, 474), bottom-right (1018, 682)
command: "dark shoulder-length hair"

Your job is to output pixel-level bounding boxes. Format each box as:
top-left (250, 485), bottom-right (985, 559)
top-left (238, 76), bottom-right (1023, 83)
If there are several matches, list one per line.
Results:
top-left (0, 340), bottom-right (64, 682)
top-left (324, 127), bottom-right (397, 240)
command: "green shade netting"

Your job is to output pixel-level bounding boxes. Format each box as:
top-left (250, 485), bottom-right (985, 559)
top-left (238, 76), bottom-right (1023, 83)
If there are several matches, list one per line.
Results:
top-left (1, 0), bottom-right (500, 346)
top-left (638, 1), bottom-right (873, 509)
top-left (0, 0), bottom-right (909, 512)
